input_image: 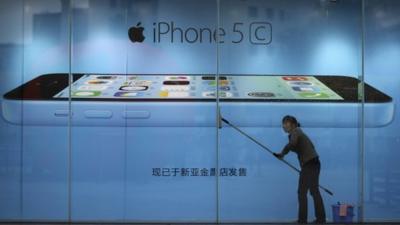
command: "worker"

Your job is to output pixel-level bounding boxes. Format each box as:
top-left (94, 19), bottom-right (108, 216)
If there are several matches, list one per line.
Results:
top-left (274, 115), bottom-right (326, 224)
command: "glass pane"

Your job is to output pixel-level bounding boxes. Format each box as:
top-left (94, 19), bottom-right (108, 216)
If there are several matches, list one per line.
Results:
top-left (69, 0), bottom-right (218, 222)
top-left (0, 0), bottom-right (24, 220)
top-left (363, 0), bottom-right (400, 221)
top-left (69, 0), bottom-right (127, 220)
top-left (124, 0), bottom-right (218, 222)
top-left (0, 0), bottom-right (71, 220)
top-left (23, 0), bottom-right (70, 220)
top-left (217, 0), bottom-right (363, 222)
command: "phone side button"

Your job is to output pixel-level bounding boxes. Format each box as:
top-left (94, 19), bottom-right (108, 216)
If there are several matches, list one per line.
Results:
top-left (84, 110), bottom-right (113, 119)
top-left (54, 110), bottom-right (70, 117)
top-left (122, 111), bottom-right (151, 119)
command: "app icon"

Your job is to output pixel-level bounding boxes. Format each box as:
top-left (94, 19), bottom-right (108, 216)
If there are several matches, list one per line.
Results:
top-left (201, 76), bottom-right (227, 80)
top-left (203, 81), bottom-right (216, 86)
top-left (248, 92), bottom-right (276, 97)
top-left (202, 91), bottom-right (232, 98)
top-left (114, 92), bottom-right (143, 97)
top-left (78, 85), bottom-right (107, 91)
top-left (159, 91), bottom-right (168, 97)
top-left (161, 85), bottom-right (190, 92)
top-left (119, 85), bottom-right (148, 91)
top-left (203, 86), bottom-right (217, 91)
top-left (163, 80), bottom-right (190, 85)
top-left (96, 75), bottom-right (117, 80)
top-left (72, 91), bottom-right (101, 97)
top-left (202, 91), bottom-right (215, 98)
top-left (219, 86), bottom-right (230, 91)
top-left (129, 80), bottom-right (152, 86)
top-left (159, 90), bottom-right (189, 98)
top-left (288, 81), bottom-right (313, 86)
top-left (167, 92), bottom-right (189, 97)
top-left (282, 76), bottom-right (308, 81)
top-left (219, 80), bottom-right (229, 86)
top-left (219, 91), bottom-right (232, 98)
top-left (85, 80), bottom-right (112, 85)
top-left (292, 86), bottom-right (320, 92)
top-left (203, 80), bottom-right (229, 86)
top-left (299, 92), bottom-right (329, 98)
top-left (165, 76), bottom-right (191, 81)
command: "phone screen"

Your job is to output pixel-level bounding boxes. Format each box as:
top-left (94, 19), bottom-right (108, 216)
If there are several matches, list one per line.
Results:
top-left (53, 75), bottom-right (344, 101)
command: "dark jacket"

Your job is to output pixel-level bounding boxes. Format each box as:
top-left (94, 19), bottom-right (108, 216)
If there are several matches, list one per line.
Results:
top-left (280, 127), bottom-right (318, 167)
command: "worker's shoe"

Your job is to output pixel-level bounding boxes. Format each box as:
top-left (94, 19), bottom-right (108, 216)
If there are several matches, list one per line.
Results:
top-left (296, 219), bottom-right (307, 224)
top-left (312, 219), bottom-right (326, 224)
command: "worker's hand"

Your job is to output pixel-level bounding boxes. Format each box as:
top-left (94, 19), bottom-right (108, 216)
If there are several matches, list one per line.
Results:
top-left (273, 152), bottom-right (284, 159)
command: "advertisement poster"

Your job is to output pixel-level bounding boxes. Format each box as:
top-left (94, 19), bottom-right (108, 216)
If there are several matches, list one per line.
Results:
top-left (0, 0), bottom-right (399, 223)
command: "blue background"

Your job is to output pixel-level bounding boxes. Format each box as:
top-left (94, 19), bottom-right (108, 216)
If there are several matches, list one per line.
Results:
top-left (0, 0), bottom-right (399, 223)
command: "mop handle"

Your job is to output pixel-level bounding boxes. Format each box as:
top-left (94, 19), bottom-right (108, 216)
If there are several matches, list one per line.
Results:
top-left (221, 117), bottom-right (334, 196)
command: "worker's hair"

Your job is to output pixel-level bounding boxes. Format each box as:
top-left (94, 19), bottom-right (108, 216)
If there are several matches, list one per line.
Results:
top-left (282, 115), bottom-right (301, 127)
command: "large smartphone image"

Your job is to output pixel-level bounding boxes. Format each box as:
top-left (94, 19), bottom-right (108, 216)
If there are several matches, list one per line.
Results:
top-left (2, 74), bottom-right (393, 127)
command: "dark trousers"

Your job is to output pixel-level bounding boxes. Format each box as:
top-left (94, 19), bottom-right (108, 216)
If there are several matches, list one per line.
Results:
top-left (298, 157), bottom-right (326, 222)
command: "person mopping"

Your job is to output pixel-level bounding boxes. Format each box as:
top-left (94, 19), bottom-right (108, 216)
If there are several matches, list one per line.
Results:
top-left (273, 115), bottom-right (326, 224)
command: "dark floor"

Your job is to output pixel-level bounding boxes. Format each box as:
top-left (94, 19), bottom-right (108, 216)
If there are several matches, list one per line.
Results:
top-left (0, 222), bottom-right (400, 225)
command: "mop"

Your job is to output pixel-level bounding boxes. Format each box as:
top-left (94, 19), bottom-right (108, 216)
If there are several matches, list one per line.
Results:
top-left (220, 116), bottom-right (334, 196)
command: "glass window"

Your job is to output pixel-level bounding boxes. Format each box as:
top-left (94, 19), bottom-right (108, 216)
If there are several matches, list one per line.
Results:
top-left (0, 0), bottom-right (399, 223)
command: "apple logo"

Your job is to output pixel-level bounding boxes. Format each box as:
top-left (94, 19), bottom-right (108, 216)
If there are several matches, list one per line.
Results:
top-left (128, 22), bottom-right (145, 43)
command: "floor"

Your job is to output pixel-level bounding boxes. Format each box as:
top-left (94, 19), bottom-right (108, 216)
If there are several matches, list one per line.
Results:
top-left (1, 223), bottom-right (400, 225)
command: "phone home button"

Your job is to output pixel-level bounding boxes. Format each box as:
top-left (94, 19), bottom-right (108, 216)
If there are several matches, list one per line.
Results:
top-left (84, 110), bottom-right (113, 119)
top-left (123, 111), bottom-right (150, 119)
